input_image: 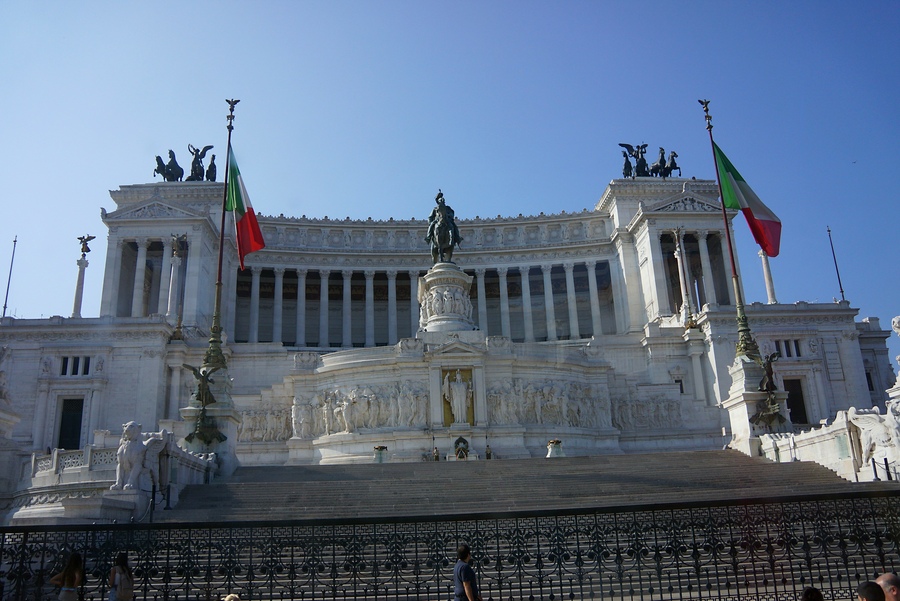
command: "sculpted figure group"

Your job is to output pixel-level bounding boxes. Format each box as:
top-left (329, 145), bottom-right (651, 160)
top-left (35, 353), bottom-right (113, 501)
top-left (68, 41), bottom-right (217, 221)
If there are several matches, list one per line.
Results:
top-left (153, 144), bottom-right (217, 182)
top-left (619, 143), bottom-right (680, 179)
top-left (291, 380), bottom-right (429, 438)
top-left (486, 379), bottom-right (613, 429)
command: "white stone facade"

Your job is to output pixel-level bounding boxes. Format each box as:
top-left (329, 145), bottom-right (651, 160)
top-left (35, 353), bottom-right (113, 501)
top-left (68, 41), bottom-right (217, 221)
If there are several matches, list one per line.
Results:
top-left (0, 177), bottom-right (893, 477)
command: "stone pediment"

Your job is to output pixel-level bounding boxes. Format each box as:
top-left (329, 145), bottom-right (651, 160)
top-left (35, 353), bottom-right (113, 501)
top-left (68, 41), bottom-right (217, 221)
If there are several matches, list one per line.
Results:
top-left (646, 193), bottom-right (720, 214)
top-left (104, 201), bottom-right (204, 222)
top-left (427, 338), bottom-right (485, 357)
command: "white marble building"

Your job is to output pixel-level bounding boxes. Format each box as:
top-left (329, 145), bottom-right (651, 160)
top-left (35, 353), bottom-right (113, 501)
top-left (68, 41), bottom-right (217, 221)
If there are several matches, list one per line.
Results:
top-left (0, 177), bottom-right (893, 471)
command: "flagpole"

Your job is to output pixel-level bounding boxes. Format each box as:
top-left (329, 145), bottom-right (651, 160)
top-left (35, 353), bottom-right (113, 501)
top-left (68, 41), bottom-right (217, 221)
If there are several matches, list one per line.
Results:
top-left (826, 226), bottom-right (845, 302)
top-left (202, 99), bottom-right (240, 371)
top-left (2, 236), bottom-right (16, 319)
top-left (699, 100), bottom-right (760, 360)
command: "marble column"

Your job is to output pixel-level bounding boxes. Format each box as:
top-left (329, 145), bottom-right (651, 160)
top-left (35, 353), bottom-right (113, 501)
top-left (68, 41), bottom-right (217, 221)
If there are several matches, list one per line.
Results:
top-left (273, 267), bottom-right (285, 343)
top-left (319, 269), bottom-right (331, 347)
top-left (156, 250), bottom-right (173, 317)
top-left (520, 266), bottom-right (535, 342)
top-left (673, 243), bottom-right (691, 324)
top-left (475, 268), bottom-right (488, 333)
top-left (249, 266), bottom-right (262, 343)
top-left (342, 269), bottom-right (353, 347)
top-left (365, 270), bottom-right (375, 347)
top-left (99, 238), bottom-right (123, 317)
top-left (697, 231), bottom-right (718, 306)
top-left (408, 270), bottom-right (419, 334)
top-left (71, 257), bottom-right (89, 318)
top-left (677, 231), bottom-right (698, 315)
top-left (541, 264), bottom-right (557, 341)
top-left (563, 263), bottom-right (579, 339)
top-left (648, 228), bottom-right (670, 315)
top-left (131, 238), bottom-right (149, 317)
top-left (759, 250), bottom-right (778, 304)
top-left (585, 260), bottom-right (603, 337)
top-left (497, 267), bottom-right (511, 338)
top-left (167, 365), bottom-right (182, 420)
top-left (295, 269), bottom-right (307, 346)
top-left (166, 256), bottom-right (183, 319)
top-left (387, 270), bottom-right (398, 345)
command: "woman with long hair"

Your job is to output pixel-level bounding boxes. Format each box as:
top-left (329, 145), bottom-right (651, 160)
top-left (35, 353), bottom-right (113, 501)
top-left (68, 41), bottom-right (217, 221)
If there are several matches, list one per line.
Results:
top-left (108, 552), bottom-right (133, 601)
top-left (50, 552), bottom-right (83, 601)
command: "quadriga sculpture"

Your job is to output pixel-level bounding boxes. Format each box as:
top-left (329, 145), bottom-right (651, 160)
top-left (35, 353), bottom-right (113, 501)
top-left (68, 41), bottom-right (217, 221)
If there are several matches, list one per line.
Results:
top-left (110, 421), bottom-right (168, 491)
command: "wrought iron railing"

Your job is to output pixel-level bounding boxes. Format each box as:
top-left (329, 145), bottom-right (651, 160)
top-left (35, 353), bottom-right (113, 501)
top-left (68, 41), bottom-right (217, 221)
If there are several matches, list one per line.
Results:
top-left (2, 493), bottom-right (899, 601)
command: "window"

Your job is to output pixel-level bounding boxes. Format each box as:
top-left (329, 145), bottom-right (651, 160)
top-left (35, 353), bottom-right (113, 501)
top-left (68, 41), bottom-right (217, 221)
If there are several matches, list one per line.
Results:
top-left (773, 340), bottom-right (802, 359)
top-left (59, 356), bottom-right (91, 376)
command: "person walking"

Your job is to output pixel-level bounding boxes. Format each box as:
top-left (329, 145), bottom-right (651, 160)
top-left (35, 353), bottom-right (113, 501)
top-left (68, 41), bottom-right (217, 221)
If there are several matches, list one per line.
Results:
top-left (453, 544), bottom-right (482, 601)
top-left (50, 552), bottom-right (83, 601)
top-left (108, 552), bottom-right (134, 601)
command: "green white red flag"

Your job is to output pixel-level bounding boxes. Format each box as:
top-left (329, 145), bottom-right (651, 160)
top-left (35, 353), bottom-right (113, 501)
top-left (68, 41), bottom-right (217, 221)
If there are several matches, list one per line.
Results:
top-left (225, 145), bottom-right (265, 270)
top-left (713, 142), bottom-right (782, 257)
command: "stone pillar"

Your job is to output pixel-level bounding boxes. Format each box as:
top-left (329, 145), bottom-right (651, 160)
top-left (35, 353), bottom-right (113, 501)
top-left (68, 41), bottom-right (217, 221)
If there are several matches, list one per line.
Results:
top-left (673, 237), bottom-right (691, 324)
top-left (249, 266), bottom-right (262, 343)
top-left (684, 329), bottom-right (707, 403)
top-left (273, 267), bottom-right (285, 343)
top-left (72, 257), bottom-right (89, 318)
top-left (167, 365), bottom-right (182, 420)
top-left (497, 267), bottom-right (511, 338)
top-left (32, 382), bottom-right (50, 451)
top-left (225, 261), bottom-right (238, 339)
top-left (166, 256), bottom-right (183, 319)
top-left (721, 357), bottom-right (791, 456)
top-left (541, 265), bottom-right (557, 341)
top-left (100, 238), bottom-right (123, 317)
top-left (586, 260), bottom-right (603, 337)
top-left (563, 262), bottom-right (579, 339)
top-left (698, 231), bottom-right (718, 306)
top-left (408, 270), bottom-right (419, 334)
top-left (475, 268), bottom-right (488, 333)
top-left (387, 270), bottom-right (398, 345)
top-left (156, 250), bottom-right (172, 317)
top-left (365, 270), bottom-right (375, 347)
top-left (649, 228), bottom-right (670, 315)
top-left (520, 266), bottom-right (534, 342)
top-left (319, 269), bottom-right (331, 347)
top-left (759, 250), bottom-right (777, 304)
top-left (342, 269), bottom-right (353, 347)
top-left (295, 269), bottom-right (307, 346)
top-left (131, 238), bottom-right (149, 317)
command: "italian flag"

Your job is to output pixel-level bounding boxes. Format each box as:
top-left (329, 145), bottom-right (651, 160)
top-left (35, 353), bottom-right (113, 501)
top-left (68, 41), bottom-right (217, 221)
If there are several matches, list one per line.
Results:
top-left (714, 142), bottom-right (782, 257)
top-left (226, 145), bottom-right (265, 270)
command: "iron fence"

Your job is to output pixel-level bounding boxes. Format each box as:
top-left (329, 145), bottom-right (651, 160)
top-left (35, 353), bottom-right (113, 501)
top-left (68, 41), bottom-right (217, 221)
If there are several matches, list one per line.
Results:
top-left (2, 493), bottom-right (899, 601)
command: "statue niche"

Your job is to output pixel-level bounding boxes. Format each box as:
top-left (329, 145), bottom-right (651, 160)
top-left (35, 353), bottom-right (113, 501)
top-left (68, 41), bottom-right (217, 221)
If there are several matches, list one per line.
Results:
top-left (442, 368), bottom-right (473, 426)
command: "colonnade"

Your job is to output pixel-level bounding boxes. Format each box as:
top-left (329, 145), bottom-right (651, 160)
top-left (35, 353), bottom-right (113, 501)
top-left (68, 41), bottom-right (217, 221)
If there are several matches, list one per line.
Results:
top-left (233, 260), bottom-right (617, 348)
top-left (657, 230), bottom-right (731, 318)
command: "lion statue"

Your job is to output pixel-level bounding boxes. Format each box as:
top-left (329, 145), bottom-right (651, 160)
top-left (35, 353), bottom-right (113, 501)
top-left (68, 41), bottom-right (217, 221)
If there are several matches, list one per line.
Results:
top-left (110, 421), bottom-right (168, 491)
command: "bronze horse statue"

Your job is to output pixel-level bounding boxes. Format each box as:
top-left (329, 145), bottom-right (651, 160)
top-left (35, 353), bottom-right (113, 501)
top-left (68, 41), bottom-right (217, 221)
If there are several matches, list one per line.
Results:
top-left (662, 151), bottom-right (681, 178)
top-left (429, 205), bottom-right (458, 263)
top-left (153, 150), bottom-right (184, 182)
top-left (649, 147), bottom-right (666, 177)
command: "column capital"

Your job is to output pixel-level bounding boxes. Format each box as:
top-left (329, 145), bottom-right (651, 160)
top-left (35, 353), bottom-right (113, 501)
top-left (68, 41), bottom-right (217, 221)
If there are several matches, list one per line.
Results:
top-left (342, 269), bottom-right (354, 278)
top-left (563, 262), bottom-right (575, 273)
top-left (295, 268), bottom-right (308, 277)
top-left (518, 265), bottom-right (530, 275)
top-left (497, 266), bottom-right (508, 277)
top-left (408, 269), bottom-right (420, 278)
top-left (134, 237), bottom-right (150, 248)
top-left (386, 270), bottom-right (397, 279)
top-left (319, 268), bottom-right (332, 276)
top-left (251, 265), bottom-right (263, 275)
top-left (697, 230), bottom-right (710, 240)
top-left (475, 268), bottom-right (486, 277)
top-left (364, 270), bottom-right (376, 279)
top-left (540, 264), bottom-right (553, 274)
top-left (274, 267), bottom-right (286, 276)
top-left (585, 259), bottom-right (597, 269)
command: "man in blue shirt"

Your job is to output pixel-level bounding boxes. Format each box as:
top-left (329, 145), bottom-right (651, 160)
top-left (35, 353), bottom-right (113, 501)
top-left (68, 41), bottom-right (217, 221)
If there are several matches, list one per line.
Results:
top-left (453, 544), bottom-right (481, 601)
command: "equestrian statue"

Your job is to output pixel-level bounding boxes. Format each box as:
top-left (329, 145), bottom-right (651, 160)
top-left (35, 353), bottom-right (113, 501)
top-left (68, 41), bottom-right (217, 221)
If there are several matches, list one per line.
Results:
top-left (424, 189), bottom-right (462, 264)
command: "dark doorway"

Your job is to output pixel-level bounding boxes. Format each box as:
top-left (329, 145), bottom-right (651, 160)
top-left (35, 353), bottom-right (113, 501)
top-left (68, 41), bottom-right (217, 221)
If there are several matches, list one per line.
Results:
top-left (57, 398), bottom-right (84, 450)
top-left (783, 379), bottom-right (808, 425)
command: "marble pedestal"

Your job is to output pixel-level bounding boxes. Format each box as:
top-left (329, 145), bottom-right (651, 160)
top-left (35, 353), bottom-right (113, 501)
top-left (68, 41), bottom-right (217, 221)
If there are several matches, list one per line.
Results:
top-left (721, 357), bottom-right (791, 456)
top-left (418, 263), bottom-right (476, 332)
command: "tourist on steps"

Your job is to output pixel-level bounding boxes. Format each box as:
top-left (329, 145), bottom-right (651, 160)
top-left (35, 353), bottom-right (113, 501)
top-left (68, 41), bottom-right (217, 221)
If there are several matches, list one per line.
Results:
top-left (50, 552), bottom-right (83, 601)
top-left (453, 544), bottom-right (481, 601)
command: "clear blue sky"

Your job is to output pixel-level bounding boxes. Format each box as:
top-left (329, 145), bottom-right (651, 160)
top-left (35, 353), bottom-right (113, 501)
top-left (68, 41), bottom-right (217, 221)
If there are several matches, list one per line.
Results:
top-left (1, 2), bottom-right (898, 368)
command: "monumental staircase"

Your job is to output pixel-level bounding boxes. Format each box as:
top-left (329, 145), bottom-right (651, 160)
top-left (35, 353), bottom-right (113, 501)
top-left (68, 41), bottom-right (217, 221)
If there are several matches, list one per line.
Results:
top-left (157, 449), bottom-right (897, 523)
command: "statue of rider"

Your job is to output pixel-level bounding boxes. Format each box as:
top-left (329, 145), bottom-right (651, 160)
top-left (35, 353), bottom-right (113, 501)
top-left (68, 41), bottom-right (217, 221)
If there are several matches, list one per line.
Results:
top-left (424, 189), bottom-right (462, 247)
